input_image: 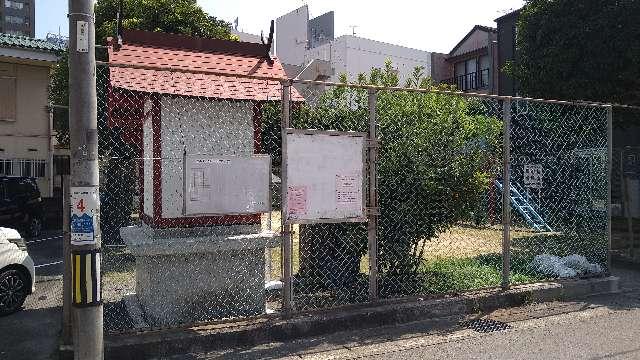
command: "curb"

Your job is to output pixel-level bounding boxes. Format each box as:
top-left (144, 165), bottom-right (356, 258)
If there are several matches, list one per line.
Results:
top-left (102, 276), bottom-right (618, 359)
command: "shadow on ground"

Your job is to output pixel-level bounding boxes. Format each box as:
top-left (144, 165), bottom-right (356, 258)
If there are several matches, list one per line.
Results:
top-left (163, 266), bottom-right (640, 360)
top-left (0, 279), bottom-right (62, 360)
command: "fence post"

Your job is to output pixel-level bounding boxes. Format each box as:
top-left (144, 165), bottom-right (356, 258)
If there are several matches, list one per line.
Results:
top-left (367, 88), bottom-right (379, 302)
top-left (501, 99), bottom-right (512, 290)
top-left (62, 175), bottom-right (73, 346)
top-left (68, 0), bottom-right (103, 358)
top-left (281, 81), bottom-right (293, 314)
top-left (607, 105), bottom-right (614, 271)
top-left (621, 149), bottom-right (635, 258)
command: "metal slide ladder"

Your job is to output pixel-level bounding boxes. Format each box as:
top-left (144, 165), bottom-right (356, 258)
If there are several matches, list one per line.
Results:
top-left (495, 180), bottom-right (553, 232)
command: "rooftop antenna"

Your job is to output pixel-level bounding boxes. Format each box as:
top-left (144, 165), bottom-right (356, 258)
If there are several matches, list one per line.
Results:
top-left (260, 20), bottom-right (275, 65)
top-left (349, 25), bottom-right (358, 36)
top-left (234, 17), bottom-right (239, 31)
top-left (116, 0), bottom-right (123, 47)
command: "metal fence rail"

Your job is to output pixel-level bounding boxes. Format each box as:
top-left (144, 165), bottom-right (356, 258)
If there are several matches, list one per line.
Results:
top-left (79, 62), bottom-right (612, 334)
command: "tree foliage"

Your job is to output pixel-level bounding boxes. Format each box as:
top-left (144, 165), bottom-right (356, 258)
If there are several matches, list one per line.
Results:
top-left (94, 0), bottom-right (236, 45)
top-left (263, 62), bottom-right (502, 293)
top-left (512, 0), bottom-right (640, 105)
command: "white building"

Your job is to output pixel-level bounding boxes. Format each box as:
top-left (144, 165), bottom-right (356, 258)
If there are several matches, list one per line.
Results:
top-left (275, 5), bottom-right (432, 84)
top-left (304, 35), bottom-right (432, 84)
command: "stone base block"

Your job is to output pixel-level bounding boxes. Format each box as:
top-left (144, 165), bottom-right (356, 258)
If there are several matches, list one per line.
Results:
top-left (120, 225), bottom-right (280, 327)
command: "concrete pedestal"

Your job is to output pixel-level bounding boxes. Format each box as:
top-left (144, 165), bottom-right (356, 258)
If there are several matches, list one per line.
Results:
top-left (120, 224), bottom-right (280, 327)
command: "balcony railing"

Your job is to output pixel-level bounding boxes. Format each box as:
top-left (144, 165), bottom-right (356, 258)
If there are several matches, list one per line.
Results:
top-left (442, 68), bottom-right (490, 92)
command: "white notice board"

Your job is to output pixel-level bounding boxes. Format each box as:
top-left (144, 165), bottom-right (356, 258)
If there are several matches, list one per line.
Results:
top-left (524, 164), bottom-right (543, 189)
top-left (284, 129), bottom-right (367, 224)
top-left (183, 155), bottom-right (271, 215)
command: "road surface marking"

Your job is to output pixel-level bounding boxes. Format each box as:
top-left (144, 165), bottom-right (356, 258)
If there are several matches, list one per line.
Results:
top-left (26, 235), bottom-right (63, 244)
top-left (34, 261), bottom-right (63, 268)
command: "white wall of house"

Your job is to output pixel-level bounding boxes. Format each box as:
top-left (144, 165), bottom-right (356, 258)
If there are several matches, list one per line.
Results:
top-left (304, 35), bottom-right (432, 84)
top-left (142, 100), bottom-right (153, 218)
top-left (157, 97), bottom-right (254, 219)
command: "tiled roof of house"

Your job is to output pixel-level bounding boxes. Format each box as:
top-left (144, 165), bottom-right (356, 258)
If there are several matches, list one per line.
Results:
top-left (0, 33), bottom-right (64, 52)
top-left (108, 30), bottom-right (302, 101)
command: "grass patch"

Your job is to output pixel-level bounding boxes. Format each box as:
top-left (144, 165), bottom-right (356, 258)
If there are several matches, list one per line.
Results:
top-left (418, 253), bottom-right (542, 294)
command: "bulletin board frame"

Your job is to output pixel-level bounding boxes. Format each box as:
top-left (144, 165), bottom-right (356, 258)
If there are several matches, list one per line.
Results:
top-left (283, 128), bottom-right (368, 225)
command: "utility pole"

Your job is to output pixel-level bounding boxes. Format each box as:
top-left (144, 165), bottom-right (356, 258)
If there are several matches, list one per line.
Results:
top-left (68, 0), bottom-right (103, 358)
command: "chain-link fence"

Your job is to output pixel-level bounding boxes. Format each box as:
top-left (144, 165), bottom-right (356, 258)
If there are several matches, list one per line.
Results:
top-left (374, 89), bottom-right (504, 298)
top-left (287, 82), bottom-right (371, 311)
top-left (285, 80), bottom-right (610, 305)
top-left (508, 100), bottom-right (609, 283)
top-left (43, 61), bottom-right (613, 334)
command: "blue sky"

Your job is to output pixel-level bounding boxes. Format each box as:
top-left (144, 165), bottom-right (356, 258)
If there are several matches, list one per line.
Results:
top-left (36, 0), bottom-right (525, 53)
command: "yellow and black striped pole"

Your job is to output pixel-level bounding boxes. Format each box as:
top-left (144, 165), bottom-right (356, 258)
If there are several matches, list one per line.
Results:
top-left (71, 250), bottom-right (101, 307)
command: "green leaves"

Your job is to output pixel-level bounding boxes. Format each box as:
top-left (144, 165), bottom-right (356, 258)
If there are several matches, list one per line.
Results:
top-left (280, 63), bottom-right (502, 280)
top-left (94, 0), bottom-right (235, 44)
top-left (515, 0), bottom-right (640, 106)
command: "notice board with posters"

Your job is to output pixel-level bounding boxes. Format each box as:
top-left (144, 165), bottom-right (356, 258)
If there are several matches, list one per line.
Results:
top-left (284, 129), bottom-right (367, 224)
top-left (183, 155), bottom-right (271, 215)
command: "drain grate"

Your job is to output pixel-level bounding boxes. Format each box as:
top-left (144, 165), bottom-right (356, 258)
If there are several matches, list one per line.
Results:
top-left (461, 318), bottom-right (512, 333)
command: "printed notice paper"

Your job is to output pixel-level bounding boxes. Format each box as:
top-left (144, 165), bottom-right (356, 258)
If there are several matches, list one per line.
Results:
top-left (287, 186), bottom-right (308, 218)
top-left (335, 174), bottom-right (361, 213)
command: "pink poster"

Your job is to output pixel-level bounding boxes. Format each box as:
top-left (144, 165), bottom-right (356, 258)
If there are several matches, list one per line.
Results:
top-left (287, 186), bottom-right (308, 218)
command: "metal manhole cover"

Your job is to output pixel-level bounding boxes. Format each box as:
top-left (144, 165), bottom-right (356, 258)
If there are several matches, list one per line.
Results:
top-left (461, 318), bottom-right (512, 333)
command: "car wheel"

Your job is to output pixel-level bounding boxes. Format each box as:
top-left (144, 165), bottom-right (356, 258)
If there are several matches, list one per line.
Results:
top-left (0, 269), bottom-right (29, 316)
top-left (26, 216), bottom-right (42, 238)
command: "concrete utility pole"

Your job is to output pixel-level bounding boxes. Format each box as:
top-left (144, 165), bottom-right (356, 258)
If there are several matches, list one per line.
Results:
top-left (68, 0), bottom-right (103, 358)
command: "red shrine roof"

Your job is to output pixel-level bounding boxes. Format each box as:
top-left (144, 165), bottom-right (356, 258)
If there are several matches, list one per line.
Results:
top-left (107, 30), bottom-right (301, 101)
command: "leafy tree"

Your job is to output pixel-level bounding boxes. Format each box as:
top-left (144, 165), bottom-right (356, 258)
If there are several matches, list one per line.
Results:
top-left (49, 51), bottom-right (70, 146)
top-left (94, 0), bottom-right (236, 45)
top-left (511, 0), bottom-right (640, 106)
top-left (263, 61), bottom-right (502, 295)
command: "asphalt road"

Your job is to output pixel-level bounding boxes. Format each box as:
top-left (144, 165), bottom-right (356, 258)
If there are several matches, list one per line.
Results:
top-left (0, 230), bottom-right (64, 360)
top-left (168, 267), bottom-right (640, 360)
top-left (25, 230), bottom-right (64, 278)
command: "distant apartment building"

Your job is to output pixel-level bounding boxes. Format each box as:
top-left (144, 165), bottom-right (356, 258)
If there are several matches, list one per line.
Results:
top-left (1, 0), bottom-right (34, 37)
top-left (495, 9), bottom-right (521, 96)
top-left (275, 5), bottom-right (432, 85)
top-left (432, 25), bottom-right (499, 94)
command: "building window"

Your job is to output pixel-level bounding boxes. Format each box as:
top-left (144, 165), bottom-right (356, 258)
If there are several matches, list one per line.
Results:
top-left (0, 77), bottom-right (17, 121)
top-left (4, 0), bottom-right (24, 9)
top-left (0, 159), bottom-right (14, 176)
top-left (451, 55), bottom-right (491, 91)
top-left (0, 159), bottom-right (45, 177)
top-left (20, 159), bottom-right (32, 177)
top-left (5, 15), bottom-right (25, 24)
top-left (5, 29), bottom-right (27, 36)
top-left (34, 160), bottom-right (46, 177)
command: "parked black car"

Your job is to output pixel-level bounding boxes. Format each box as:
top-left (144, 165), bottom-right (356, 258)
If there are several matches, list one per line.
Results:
top-left (0, 177), bottom-right (43, 237)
